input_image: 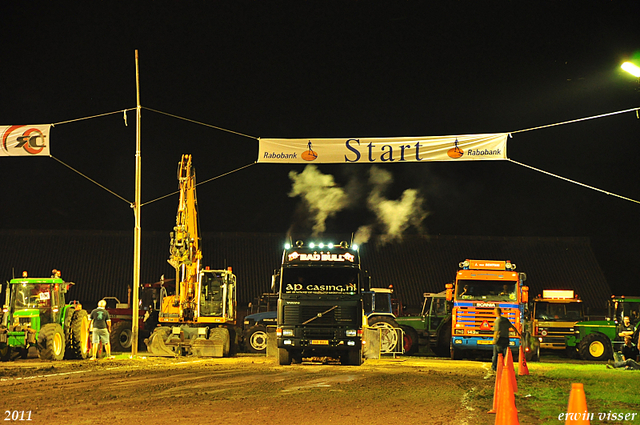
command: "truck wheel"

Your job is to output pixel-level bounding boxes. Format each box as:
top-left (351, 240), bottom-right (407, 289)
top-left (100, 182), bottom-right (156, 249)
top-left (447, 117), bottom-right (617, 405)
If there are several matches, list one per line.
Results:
top-left (65, 310), bottom-right (90, 359)
top-left (38, 323), bottom-right (65, 361)
top-left (434, 322), bottom-right (451, 357)
top-left (401, 325), bottom-right (419, 356)
top-left (246, 325), bottom-right (268, 353)
top-left (341, 347), bottom-right (363, 366)
top-left (111, 321), bottom-right (133, 352)
top-left (578, 333), bottom-right (612, 361)
top-left (367, 316), bottom-right (400, 353)
top-left (278, 348), bottom-right (292, 365)
top-left (0, 344), bottom-right (11, 362)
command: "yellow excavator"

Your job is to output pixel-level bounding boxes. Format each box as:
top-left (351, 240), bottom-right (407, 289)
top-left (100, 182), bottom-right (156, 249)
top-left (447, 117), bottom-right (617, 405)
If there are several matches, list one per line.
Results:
top-left (145, 154), bottom-right (237, 357)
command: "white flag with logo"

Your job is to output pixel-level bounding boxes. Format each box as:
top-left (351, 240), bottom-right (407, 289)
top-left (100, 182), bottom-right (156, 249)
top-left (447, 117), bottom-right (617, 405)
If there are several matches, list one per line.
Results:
top-left (258, 133), bottom-right (508, 164)
top-left (1, 125), bottom-right (51, 157)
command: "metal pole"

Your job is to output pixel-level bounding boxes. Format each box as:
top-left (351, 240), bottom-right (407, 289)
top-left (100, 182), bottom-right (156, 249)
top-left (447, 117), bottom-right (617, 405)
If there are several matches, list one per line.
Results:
top-left (131, 50), bottom-right (142, 356)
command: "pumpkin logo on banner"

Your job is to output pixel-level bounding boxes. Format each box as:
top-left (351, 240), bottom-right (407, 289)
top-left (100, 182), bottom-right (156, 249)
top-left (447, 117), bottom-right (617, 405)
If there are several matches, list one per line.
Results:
top-left (447, 139), bottom-right (463, 159)
top-left (301, 140), bottom-right (318, 161)
top-left (2, 125), bottom-right (47, 155)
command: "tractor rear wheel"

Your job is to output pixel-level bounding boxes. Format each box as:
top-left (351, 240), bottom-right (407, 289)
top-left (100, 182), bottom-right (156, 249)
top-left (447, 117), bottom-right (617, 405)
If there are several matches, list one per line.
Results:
top-left (434, 322), bottom-right (452, 357)
top-left (401, 325), bottom-right (419, 356)
top-left (38, 323), bottom-right (65, 360)
top-left (110, 321), bottom-right (133, 352)
top-left (65, 310), bottom-right (90, 359)
top-left (367, 316), bottom-right (400, 354)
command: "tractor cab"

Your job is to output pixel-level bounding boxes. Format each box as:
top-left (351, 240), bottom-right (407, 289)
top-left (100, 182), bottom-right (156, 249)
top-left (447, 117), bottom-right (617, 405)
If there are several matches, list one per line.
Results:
top-left (8, 278), bottom-right (71, 331)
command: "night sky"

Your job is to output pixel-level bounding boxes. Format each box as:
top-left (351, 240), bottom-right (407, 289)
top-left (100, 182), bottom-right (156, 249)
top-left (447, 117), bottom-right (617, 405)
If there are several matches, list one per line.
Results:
top-left (2, 2), bottom-right (640, 293)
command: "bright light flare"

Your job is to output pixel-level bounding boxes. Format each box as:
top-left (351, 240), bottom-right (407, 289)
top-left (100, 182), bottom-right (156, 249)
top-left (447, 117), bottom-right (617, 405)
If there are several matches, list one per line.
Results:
top-left (621, 61), bottom-right (640, 77)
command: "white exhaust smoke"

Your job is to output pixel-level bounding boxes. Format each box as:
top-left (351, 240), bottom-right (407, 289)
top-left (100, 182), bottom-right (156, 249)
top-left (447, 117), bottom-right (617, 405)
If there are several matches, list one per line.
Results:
top-left (289, 165), bottom-right (428, 243)
top-left (288, 165), bottom-right (349, 236)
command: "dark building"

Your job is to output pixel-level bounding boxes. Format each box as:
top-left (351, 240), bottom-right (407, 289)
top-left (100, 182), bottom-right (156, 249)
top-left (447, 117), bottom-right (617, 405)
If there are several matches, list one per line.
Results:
top-left (0, 230), bottom-right (612, 316)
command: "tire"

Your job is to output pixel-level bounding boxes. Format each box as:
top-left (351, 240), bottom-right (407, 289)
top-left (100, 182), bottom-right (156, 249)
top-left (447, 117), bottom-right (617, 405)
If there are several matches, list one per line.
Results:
top-left (38, 323), bottom-right (65, 361)
top-left (341, 347), bottom-right (363, 366)
top-left (65, 310), bottom-right (90, 359)
top-left (278, 348), bottom-right (292, 365)
top-left (245, 325), bottom-right (268, 353)
top-left (450, 332), bottom-right (463, 360)
top-left (0, 344), bottom-right (11, 362)
top-left (367, 316), bottom-right (400, 354)
top-left (578, 333), bottom-right (613, 361)
top-left (110, 321), bottom-right (133, 352)
top-left (401, 325), bottom-right (419, 356)
top-left (434, 321), bottom-right (451, 357)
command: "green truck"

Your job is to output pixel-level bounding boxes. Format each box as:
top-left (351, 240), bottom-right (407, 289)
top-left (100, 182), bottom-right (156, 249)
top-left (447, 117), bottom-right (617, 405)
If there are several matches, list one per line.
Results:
top-left (566, 295), bottom-right (640, 361)
top-left (0, 272), bottom-right (90, 361)
top-left (395, 290), bottom-right (452, 356)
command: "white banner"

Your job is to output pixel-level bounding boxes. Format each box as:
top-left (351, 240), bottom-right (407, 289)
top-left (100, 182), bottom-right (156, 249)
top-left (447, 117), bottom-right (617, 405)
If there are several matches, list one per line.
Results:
top-left (1, 125), bottom-right (51, 157)
top-left (258, 133), bottom-right (508, 164)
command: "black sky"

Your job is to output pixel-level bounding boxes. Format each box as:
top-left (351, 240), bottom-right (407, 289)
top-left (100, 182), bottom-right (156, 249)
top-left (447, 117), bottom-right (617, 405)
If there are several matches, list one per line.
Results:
top-left (2, 1), bottom-right (640, 293)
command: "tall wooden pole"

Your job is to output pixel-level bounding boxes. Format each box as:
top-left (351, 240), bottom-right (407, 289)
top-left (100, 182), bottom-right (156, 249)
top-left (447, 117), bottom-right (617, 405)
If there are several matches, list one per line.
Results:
top-left (132, 50), bottom-right (142, 355)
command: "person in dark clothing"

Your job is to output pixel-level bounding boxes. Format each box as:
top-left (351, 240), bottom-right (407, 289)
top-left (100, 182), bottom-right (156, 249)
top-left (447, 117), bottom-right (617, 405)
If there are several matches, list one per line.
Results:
top-left (608, 336), bottom-right (640, 370)
top-left (89, 299), bottom-right (113, 360)
top-left (488, 307), bottom-right (520, 375)
top-left (617, 316), bottom-right (636, 339)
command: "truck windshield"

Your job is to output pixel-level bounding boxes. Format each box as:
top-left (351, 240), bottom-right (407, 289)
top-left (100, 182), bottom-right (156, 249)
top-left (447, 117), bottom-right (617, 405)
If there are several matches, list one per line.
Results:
top-left (535, 302), bottom-right (584, 321)
top-left (281, 267), bottom-right (359, 295)
top-left (456, 280), bottom-right (517, 302)
top-left (12, 283), bottom-right (52, 310)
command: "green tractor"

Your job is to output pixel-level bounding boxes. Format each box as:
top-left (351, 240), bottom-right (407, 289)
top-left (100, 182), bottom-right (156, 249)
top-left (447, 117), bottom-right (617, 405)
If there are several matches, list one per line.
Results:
top-left (0, 272), bottom-right (90, 361)
top-left (565, 295), bottom-right (640, 361)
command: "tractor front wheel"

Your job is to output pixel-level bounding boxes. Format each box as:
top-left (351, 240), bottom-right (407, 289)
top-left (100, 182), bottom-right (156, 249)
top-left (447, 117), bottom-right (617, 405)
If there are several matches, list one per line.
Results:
top-left (578, 333), bottom-right (612, 361)
top-left (38, 324), bottom-right (65, 361)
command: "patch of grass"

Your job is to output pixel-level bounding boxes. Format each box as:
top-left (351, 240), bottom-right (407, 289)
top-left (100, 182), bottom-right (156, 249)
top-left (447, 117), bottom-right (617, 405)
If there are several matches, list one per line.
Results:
top-left (516, 363), bottom-right (640, 424)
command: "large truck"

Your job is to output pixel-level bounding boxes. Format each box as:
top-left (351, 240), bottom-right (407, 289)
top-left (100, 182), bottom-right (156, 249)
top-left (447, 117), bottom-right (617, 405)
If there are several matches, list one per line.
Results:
top-left (0, 270), bottom-right (90, 361)
top-left (145, 154), bottom-right (237, 357)
top-left (276, 240), bottom-right (364, 365)
top-left (447, 259), bottom-right (528, 360)
top-left (395, 290), bottom-right (452, 356)
top-left (565, 295), bottom-right (640, 361)
top-left (525, 289), bottom-right (584, 361)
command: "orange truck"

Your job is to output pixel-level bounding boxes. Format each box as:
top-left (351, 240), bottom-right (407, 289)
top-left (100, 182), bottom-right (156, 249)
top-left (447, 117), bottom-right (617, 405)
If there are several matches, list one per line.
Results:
top-left (446, 259), bottom-right (528, 360)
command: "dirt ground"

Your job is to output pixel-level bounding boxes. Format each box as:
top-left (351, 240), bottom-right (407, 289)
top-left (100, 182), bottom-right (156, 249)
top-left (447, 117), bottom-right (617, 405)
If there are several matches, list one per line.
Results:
top-left (0, 353), bottom-right (541, 425)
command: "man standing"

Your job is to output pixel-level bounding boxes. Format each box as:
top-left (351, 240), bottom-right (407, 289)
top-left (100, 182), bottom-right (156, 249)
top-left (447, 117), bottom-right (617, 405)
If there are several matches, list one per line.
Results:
top-left (89, 299), bottom-right (113, 360)
top-left (488, 307), bottom-right (520, 376)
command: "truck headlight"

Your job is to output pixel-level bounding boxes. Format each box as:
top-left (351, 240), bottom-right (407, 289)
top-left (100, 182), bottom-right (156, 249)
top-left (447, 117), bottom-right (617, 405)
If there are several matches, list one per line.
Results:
top-left (345, 329), bottom-right (357, 337)
top-left (282, 329), bottom-right (294, 337)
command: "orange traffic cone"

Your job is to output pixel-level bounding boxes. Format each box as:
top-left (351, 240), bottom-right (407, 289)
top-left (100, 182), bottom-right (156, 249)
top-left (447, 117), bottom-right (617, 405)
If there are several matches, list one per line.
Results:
top-left (565, 383), bottom-right (590, 424)
top-left (488, 353), bottom-right (504, 414)
top-left (505, 348), bottom-right (518, 393)
top-left (495, 358), bottom-right (519, 425)
top-left (518, 345), bottom-right (530, 376)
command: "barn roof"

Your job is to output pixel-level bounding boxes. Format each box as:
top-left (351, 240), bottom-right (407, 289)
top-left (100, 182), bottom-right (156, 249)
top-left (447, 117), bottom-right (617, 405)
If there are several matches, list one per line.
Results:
top-left (0, 230), bottom-right (611, 313)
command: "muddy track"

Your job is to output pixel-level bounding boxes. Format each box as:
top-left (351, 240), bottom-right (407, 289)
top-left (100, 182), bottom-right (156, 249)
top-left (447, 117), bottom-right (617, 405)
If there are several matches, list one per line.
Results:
top-left (0, 355), bottom-right (539, 424)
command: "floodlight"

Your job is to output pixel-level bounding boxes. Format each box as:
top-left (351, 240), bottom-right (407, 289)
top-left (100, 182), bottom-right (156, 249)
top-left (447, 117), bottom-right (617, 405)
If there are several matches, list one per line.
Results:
top-left (621, 61), bottom-right (640, 77)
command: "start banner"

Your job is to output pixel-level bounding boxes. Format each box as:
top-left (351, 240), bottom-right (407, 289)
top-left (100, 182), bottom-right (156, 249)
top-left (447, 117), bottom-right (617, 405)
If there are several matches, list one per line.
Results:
top-left (1, 125), bottom-right (51, 157)
top-left (258, 133), bottom-right (508, 164)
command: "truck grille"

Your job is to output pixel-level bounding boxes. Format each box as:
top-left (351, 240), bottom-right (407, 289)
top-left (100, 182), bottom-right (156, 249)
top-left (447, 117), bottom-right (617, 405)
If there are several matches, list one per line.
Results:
top-left (456, 307), bottom-right (517, 335)
top-left (283, 305), bottom-right (358, 326)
